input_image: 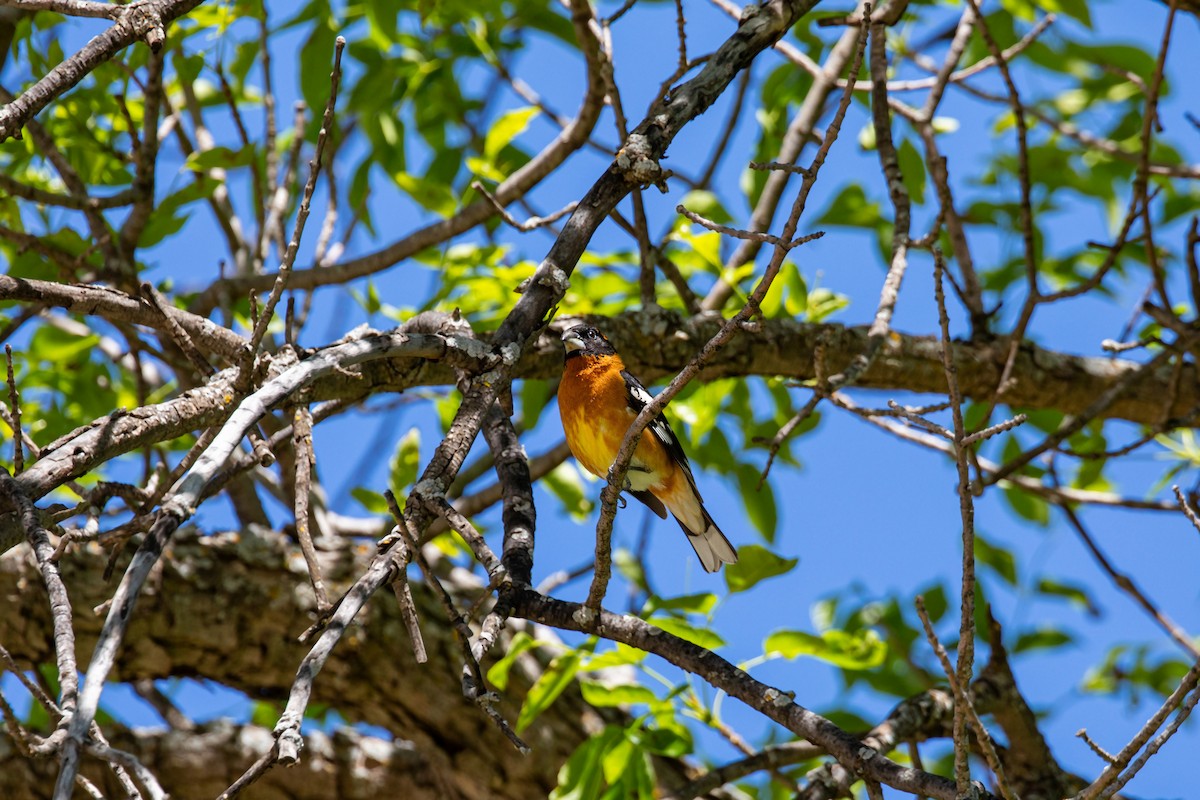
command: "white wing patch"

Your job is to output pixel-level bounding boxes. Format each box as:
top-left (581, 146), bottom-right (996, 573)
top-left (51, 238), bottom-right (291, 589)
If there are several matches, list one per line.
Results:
top-left (650, 418), bottom-right (674, 447)
top-left (627, 382), bottom-right (654, 406)
top-left (623, 379), bottom-right (675, 448)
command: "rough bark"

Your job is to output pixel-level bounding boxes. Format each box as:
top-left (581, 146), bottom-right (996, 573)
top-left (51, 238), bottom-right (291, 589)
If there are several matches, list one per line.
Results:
top-left (0, 721), bottom-right (456, 800)
top-left (0, 528), bottom-right (677, 799)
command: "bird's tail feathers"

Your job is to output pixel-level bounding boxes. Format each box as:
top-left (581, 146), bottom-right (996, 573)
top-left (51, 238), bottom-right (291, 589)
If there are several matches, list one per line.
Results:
top-left (676, 507), bottom-right (738, 573)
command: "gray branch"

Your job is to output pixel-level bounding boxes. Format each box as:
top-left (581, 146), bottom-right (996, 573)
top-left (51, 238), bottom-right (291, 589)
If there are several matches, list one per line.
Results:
top-left (0, 0), bottom-right (208, 142)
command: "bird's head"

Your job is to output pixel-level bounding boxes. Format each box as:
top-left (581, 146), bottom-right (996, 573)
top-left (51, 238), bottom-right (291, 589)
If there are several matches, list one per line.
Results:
top-left (561, 324), bottom-right (616, 360)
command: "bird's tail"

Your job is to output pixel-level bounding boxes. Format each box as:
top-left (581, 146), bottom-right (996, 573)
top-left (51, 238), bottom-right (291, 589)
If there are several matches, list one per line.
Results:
top-left (674, 506), bottom-right (738, 573)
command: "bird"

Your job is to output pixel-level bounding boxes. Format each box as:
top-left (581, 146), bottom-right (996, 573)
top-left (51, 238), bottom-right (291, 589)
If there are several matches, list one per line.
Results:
top-left (557, 324), bottom-right (738, 573)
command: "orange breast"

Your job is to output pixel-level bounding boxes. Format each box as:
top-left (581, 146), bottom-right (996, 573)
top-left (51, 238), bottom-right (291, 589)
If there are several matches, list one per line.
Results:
top-left (558, 355), bottom-right (672, 486)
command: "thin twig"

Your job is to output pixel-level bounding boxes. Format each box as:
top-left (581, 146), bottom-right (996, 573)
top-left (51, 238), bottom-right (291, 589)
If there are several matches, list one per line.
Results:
top-left (915, 596), bottom-right (1016, 800)
top-left (291, 404), bottom-right (330, 613)
top-left (139, 283), bottom-right (214, 377)
top-left (1073, 654), bottom-right (1200, 800)
top-left (1077, 729), bottom-right (1117, 764)
top-left (385, 492), bottom-right (528, 753)
top-left (1173, 485), bottom-right (1200, 537)
top-left (0, 475), bottom-right (79, 716)
top-left (470, 181), bottom-right (578, 232)
top-left (1058, 503), bottom-right (1198, 660)
top-left (243, 38), bottom-right (345, 380)
top-left (4, 345), bottom-right (22, 474)
top-left (677, 204), bottom-right (818, 250)
top-left (215, 746), bottom-right (278, 800)
top-left (933, 251), bottom-right (976, 797)
top-left (387, 536), bottom-right (428, 664)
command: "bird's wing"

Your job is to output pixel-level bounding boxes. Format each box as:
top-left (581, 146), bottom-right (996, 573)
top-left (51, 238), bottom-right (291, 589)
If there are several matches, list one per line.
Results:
top-left (620, 370), bottom-right (698, 492)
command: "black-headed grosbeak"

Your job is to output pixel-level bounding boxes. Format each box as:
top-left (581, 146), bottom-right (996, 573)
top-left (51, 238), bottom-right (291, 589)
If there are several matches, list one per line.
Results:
top-left (558, 324), bottom-right (738, 573)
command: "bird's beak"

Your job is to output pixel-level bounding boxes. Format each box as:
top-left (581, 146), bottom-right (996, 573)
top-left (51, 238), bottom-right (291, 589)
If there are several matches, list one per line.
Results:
top-left (562, 330), bottom-right (586, 353)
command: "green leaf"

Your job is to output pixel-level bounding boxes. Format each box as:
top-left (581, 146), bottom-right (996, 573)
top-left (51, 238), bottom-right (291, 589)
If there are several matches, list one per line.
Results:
top-left (183, 145), bottom-right (256, 172)
top-left (1002, 485), bottom-right (1050, 526)
top-left (299, 18), bottom-right (339, 118)
top-left (520, 379), bottom-right (553, 431)
top-left (613, 547), bottom-right (650, 594)
top-left (759, 261), bottom-right (788, 318)
top-left (388, 428), bottom-right (421, 495)
top-left (919, 585), bottom-right (948, 624)
top-left (517, 650), bottom-right (582, 732)
top-left (543, 462), bottom-right (594, 521)
top-left (671, 379), bottom-right (733, 446)
top-left (640, 725), bottom-right (691, 757)
top-left (671, 225), bottom-right (724, 273)
top-left (898, 138), bottom-right (927, 205)
top-left (601, 736), bottom-right (635, 785)
top-left (350, 487), bottom-right (388, 515)
top-left (642, 592), bottom-right (718, 617)
top-left (975, 534), bottom-right (1018, 585)
top-left (765, 628), bottom-right (887, 670)
top-left (724, 544), bottom-right (797, 594)
top-left (1014, 627), bottom-right (1075, 653)
top-left (552, 726), bottom-right (623, 800)
top-left (139, 181), bottom-right (215, 247)
top-left (393, 171), bottom-right (458, 216)
top-left (677, 190), bottom-right (732, 224)
top-left (250, 700), bottom-right (280, 728)
top-left (24, 697), bottom-right (51, 731)
top-left (806, 286), bottom-right (849, 323)
top-left (29, 325), bottom-right (99, 362)
top-left (858, 120), bottom-right (876, 151)
top-left (736, 464), bottom-right (778, 541)
top-left (487, 631), bottom-right (539, 691)
top-left (784, 264), bottom-right (809, 316)
top-left (816, 183), bottom-right (882, 228)
top-left (647, 616), bottom-right (725, 650)
top-left (579, 681), bottom-right (658, 708)
top-left (931, 116), bottom-right (960, 134)
top-left (1034, 0), bottom-right (1090, 25)
top-left (484, 106), bottom-right (539, 161)
top-left (1036, 578), bottom-right (1101, 618)
top-left (583, 643), bottom-right (647, 670)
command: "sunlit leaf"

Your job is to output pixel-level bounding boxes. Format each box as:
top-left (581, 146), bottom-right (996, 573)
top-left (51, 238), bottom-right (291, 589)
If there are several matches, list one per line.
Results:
top-left (724, 544), bottom-right (797, 594)
top-left (517, 650), bottom-right (582, 732)
top-left (1015, 627), bottom-right (1075, 653)
top-left (487, 631), bottom-right (539, 691)
top-left (764, 628), bottom-right (887, 670)
top-left (975, 534), bottom-right (1019, 585)
top-left (389, 428), bottom-right (421, 495)
top-left (647, 616), bottom-right (725, 650)
top-left (484, 106), bottom-right (539, 161)
top-left (579, 681), bottom-right (658, 708)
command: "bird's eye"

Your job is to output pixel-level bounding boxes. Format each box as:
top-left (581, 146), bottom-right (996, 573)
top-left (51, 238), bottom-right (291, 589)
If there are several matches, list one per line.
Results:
top-left (588, 330), bottom-right (597, 339)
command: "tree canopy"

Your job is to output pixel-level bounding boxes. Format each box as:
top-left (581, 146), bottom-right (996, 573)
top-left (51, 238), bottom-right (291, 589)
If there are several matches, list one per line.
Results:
top-left (1, 0), bottom-right (1199, 798)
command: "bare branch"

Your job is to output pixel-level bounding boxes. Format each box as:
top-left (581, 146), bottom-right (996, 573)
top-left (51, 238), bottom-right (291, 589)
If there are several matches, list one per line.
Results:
top-left (1073, 655), bottom-right (1200, 800)
top-left (0, 0), bottom-right (204, 142)
top-left (915, 596), bottom-right (1016, 800)
top-left (4, 345), bottom-right (23, 474)
top-left (189, 0), bottom-right (610, 313)
top-left (515, 588), bottom-right (964, 799)
top-left (1173, 485), bottom-right (1200, 537)
top-left (245, 37), bottom-right (345, 366)
top-left (291, 404), bottom-right (329, 613)
top-left (471, 181), bottom-right (578, 232)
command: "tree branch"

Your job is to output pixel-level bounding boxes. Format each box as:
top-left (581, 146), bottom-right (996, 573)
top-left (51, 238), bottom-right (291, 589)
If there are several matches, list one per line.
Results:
top-left (0, 0), bottom-right (206, 142)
